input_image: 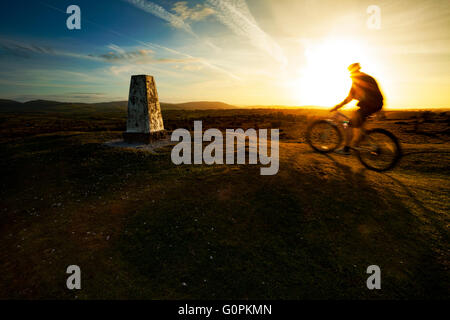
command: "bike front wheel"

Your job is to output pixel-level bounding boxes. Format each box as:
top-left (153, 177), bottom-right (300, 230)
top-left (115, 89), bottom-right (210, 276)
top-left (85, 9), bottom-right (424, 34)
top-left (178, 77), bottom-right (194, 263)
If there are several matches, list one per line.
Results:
top-left (356, 128), bottom-right (402, 172)
top-left (306, 120), bottom-right (342, 153)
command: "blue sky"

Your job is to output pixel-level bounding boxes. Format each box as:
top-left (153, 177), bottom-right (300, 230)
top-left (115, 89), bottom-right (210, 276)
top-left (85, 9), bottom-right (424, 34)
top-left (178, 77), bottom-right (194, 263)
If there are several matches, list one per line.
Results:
top-left (0, 0), bottom-right (449, 107)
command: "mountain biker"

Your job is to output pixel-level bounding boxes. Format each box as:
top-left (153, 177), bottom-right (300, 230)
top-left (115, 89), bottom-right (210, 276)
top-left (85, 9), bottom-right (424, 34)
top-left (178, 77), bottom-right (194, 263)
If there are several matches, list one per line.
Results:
top-left (330, 63), bottom-right (384, 155)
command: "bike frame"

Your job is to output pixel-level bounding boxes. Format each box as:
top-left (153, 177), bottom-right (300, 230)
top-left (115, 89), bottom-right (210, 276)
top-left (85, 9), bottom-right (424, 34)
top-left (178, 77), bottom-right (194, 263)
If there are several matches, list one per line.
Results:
top-left (328, 111), bottom-right (368, 135)
top-left (327, 111), bottom-right (373, 151)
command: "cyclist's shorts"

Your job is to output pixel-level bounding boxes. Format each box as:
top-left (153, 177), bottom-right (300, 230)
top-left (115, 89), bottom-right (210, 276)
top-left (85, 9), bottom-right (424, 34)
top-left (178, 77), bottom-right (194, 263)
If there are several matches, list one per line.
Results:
top-left (350, 101), bottom-right (382, 128)
top-left (357, 100), bottom-right (383, 117)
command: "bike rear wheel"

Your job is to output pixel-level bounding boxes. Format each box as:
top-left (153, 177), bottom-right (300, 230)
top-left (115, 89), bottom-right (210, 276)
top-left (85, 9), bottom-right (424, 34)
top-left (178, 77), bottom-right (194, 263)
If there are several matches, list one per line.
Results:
top-left (306, 120), bottom-right (342, 153)
top-left (356, 128), bottom-right (401, 172)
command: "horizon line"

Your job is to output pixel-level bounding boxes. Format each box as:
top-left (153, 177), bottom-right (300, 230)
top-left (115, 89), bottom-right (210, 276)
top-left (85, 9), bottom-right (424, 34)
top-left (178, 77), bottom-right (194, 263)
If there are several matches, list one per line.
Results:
top-left (1, 98), bottom-right (449, 110)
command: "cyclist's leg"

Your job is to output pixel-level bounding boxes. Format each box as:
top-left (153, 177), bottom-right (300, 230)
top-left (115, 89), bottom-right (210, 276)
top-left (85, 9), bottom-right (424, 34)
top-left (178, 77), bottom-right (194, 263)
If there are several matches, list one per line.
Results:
top-left (354, 100), bottom-right (384, 146)
top-left (348, 109), bottom-right (364, 149)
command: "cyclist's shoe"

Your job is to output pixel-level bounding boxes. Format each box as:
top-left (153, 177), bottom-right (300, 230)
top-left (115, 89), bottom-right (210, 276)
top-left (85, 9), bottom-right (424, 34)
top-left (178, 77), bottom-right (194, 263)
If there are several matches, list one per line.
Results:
top-left (335, 146), bottom-right (351, 155)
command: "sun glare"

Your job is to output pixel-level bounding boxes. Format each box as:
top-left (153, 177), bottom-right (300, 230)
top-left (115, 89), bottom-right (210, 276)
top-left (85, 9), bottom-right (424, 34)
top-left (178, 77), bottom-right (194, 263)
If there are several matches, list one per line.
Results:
top-left (291, 38), bottom-right (374, 107)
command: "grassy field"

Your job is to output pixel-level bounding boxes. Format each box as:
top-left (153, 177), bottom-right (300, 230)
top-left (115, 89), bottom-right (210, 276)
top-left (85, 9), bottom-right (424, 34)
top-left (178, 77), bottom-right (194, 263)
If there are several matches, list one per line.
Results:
top-left (0, 107), bottom-right (449, 299)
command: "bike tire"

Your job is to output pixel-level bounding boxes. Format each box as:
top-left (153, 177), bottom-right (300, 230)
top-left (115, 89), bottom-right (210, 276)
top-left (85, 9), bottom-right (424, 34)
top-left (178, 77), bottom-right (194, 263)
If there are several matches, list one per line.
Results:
top-left (306, 120), bottom-right (342, 153)
top-left (356, 128), bottom-right (402, 172)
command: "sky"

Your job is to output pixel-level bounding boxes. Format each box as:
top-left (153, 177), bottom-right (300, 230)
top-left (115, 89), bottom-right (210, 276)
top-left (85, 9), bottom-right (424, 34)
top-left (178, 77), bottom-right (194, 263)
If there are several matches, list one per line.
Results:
top-left (0, 0), bottom-right (449, 108)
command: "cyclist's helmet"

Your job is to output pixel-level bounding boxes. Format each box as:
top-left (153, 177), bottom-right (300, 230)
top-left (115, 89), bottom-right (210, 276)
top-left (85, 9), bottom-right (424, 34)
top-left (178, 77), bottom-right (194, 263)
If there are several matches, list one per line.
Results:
top-left (348, 62), bottom-right (361, 73)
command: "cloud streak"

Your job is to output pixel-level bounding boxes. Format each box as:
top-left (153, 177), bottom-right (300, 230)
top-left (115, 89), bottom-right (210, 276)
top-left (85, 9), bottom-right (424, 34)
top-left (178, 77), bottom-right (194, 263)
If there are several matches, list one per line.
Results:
top-left (125, 0), bottom-right (288, 65)
top-left (0, 38), bottom-right (200, 66)
top-left (142, 41), bottom-right (241, 80)
top-left (172, 1), bottom-right (215, 21)
top-left (206, 0), bottom-right (287, 66)
top-left (125, 0), bottom-right (195, 35)
top-left (0, 39), bottom-right (55, 58)
top-left (123, 1), bottom-right (220, 51)
top-left (0, 38), bottom-right (105, 62)
top-left (96, 48), bottom-right (154, 62)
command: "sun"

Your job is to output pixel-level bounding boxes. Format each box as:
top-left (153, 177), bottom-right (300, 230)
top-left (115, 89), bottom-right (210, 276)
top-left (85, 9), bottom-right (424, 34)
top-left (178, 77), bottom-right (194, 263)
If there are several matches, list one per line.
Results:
top-left (290, 37), bottom-right (374, 107)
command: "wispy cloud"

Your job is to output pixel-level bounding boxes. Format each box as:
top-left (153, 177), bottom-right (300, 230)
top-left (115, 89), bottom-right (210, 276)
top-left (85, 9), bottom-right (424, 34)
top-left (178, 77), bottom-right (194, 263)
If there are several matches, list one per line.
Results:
top-left (124, 0), bottom-right (287, 65)
top-left (0, 39), bottom-right (55, 58)
top-left (0, 38), bottom-right (103, 62)
top-left (206, 0), bottom-right (287, 66)
top-left (96, 48), bottom-right (154, 62)
top-left (124, 0), bottom-right (195, 35)
top-left (95, 44), bottom-right (203, 67)
top-left (172, 1), bottom-right (215, 21)
top-left (0, 36), bottom-right (238, 82)
top-left (0, 38), bottom-right (201, 66)
top-left (142, 41), bottom-right (241, 80)
top-left (123, 0), bottom-right (220, 52)
top-left (107, 44), bottom-right (126, 55)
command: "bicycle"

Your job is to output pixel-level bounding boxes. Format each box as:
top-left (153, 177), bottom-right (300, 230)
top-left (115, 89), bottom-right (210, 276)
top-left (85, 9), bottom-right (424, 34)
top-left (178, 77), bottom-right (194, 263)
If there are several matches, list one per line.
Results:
top-left (305, 111), bottom-right (402, 172)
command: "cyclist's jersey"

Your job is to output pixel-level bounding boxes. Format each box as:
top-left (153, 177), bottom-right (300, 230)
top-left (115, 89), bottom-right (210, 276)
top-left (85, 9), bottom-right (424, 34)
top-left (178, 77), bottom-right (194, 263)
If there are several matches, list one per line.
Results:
top-left (349, 72), bottom-right (383, 112)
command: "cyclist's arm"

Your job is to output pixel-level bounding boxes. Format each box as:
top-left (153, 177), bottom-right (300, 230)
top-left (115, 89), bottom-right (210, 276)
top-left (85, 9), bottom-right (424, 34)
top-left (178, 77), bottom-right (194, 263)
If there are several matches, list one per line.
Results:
top-left (331, 87), bottom-right (354, 111)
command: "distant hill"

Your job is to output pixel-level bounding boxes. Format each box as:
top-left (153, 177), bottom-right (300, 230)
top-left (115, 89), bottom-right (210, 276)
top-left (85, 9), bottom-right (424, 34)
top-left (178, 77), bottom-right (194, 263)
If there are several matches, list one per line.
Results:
top-left (161, 101), bottom-right (237, 110)
top-left (0, 99), bottom-right (24, 111)
top-left (2, 99), bottom-right (446, 114)
top-left (0, 99), bottom-right (238, 113)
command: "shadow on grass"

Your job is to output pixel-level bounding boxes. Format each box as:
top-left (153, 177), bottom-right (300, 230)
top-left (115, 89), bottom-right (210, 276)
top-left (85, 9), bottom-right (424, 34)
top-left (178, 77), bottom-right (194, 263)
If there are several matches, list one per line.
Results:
top-left (1, 132), bottom-right (448, 299)
top-left (381, 174), bottom-right (434, 213)
top-left (116, 150), bottom-right (448, 299)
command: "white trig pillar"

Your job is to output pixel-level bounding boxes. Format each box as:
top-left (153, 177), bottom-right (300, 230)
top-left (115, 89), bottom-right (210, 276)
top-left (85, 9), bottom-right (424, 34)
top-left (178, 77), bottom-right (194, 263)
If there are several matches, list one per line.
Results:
top-left (123, 75), bottom-right (165, 143)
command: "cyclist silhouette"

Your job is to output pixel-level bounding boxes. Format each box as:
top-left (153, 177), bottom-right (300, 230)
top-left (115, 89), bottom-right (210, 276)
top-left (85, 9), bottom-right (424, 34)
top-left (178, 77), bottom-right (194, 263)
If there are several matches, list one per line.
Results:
top-left (330, 63), bottom-right (384, 154)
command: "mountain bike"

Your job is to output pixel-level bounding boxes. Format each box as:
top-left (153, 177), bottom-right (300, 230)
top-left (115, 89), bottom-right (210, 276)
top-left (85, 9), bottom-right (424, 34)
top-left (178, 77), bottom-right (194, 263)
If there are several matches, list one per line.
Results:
top-left (306, 111), bottom-right (402, 171)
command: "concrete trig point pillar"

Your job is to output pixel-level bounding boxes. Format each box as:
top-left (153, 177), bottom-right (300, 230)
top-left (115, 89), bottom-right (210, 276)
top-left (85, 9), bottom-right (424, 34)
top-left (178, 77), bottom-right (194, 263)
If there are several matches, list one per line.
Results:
top-left (123, 75), bottom-right (165, 144)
